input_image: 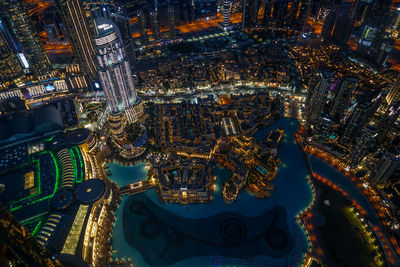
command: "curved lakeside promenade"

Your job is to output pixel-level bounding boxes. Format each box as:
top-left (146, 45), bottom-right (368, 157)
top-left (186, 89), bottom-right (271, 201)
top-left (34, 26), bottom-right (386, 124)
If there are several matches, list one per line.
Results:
top-left (298, 137), bottom-right (400, 266)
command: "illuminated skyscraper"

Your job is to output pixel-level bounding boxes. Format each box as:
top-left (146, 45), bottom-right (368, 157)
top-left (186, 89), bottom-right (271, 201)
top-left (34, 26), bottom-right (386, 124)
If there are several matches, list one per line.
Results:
top-left (220, 0), bottom-right (233, 30)
top-left (0, 26), bottom-right (23, 87)
top-left (138, 9), bottom-right (148, 44)
top-left (288, 0), bottom-right (311, 31)
top-left (242, 0), bottom-right (260, 28)
top-left (343, 91), bottom-right (383, 142)
top-left (0, 0), bottom-right (51, 77)
top-left (329, 77), bottom-right (358, 122)
top-left (150, 10), bottom-right (160, 41)
top-left (56, 0), bottom-right (98, 79)
top-left (316, 115), bottom-right (333, 141)
top-left (386, 74), bottom-right (400, 106)
top-left (112, 13), bottom-right (137, 67)
top-left (349, 126), bottom-right (376, 168)
top-left (167, 4), bottom-right (176, 39)
top-left (321, 10), bottom-right (337, 41)
top-left (305, 69), bottom-right (334, 127)
top-left (376, 101), bottom-right (400, 144)
top-left (94, 18), bottom-right (143, 143)
top-left (368, 150), bottom-right (399, 185)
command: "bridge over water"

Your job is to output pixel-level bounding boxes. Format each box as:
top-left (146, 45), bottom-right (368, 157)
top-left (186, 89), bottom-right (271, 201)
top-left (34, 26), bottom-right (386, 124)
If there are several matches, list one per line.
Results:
top-left (119, 180), bottom-right (155, 195)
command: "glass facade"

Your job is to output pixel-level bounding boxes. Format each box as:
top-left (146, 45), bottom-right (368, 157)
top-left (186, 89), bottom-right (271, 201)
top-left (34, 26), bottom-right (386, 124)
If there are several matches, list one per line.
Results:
top-left (56, 0), bottom-right (97, 79)
top-left (94, 18), bottom-right (138, 114)
top-left (0, 0), bottom-right (51, 77)
top-left (0, 28), bottom-right (23, 87)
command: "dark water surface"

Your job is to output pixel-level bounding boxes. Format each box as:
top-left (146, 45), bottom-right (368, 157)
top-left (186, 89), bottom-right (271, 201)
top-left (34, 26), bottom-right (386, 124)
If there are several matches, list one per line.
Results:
top-left (109, 118), bottom-right (313, 266)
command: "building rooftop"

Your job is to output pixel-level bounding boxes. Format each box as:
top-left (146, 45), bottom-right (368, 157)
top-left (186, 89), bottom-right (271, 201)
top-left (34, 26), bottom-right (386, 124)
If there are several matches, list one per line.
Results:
top-left (74, 179), bottom-right (106, 204)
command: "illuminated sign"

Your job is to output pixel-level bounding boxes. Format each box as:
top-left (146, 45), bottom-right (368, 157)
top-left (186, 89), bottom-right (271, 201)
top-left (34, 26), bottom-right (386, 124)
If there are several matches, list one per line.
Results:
top-left (97, 23), bottom-right (113, 31)
top-left (45, 84), bottom-right (55, 91)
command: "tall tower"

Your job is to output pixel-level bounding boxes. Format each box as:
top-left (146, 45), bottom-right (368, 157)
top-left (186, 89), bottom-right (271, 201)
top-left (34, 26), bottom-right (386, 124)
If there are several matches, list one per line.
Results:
top-left (0, 0), bottom-right (51, 77)
top-left (0, 27), bottom-right (23, 86)
top-left (138, 9), bottom-right (148, 44)
top-left (332, 14), bottom-right (354, 46)
top-left (386, 74), bottom-right (400, 106)
top-left (262, 0), bottom-right (272, 27)
top-left (94, 18), bottom-right (143, 143)
top-left (316, 115), bottom-right (333, 141)
top-left (242, 0), bottom-right (260, 28)
top-left (321, 10), bottom-right (337, 41)
top-left (270, 1), bottom-right (287, 28)
top-left (376, 101), bottom-right (400, 144)
top-left (150, 10), bottom-right (160, 41)
top-left (221, 0), bottom-right (233, 30)
top-left (349, 126), bottom-right (376, 168)
top-left (343, 91), bottom-right (383, 142)
top-left (368, 150), bottom-right (399, 185)
top-left (329, 77), bottom-right (358, 122)
top-left (305, 69), bottom-right (334, 127)
top-left (112, 13), bottom-right (137, 68)
top-left (288, 0), bottom-right (311, 31)
top-left (167, 4), bottom-right (176, 39)
top-left (56, 0), bottom-right (97, 79)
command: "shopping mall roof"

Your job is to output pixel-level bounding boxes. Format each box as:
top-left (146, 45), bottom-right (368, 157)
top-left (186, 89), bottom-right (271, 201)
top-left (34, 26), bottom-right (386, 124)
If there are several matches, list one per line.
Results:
top-left (74, 179), bottom-right (106, 204)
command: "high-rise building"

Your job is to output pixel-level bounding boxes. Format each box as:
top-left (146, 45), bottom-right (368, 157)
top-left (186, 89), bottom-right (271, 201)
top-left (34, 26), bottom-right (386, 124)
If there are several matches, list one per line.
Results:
top-left (288, 0), bottom-right (311, 31)
top-left (0, 0), bottom-right (51, 77)
top-left (189, 0), bottom-right (196, 22)
top-left (343, 91), bottom-right (384, 142)
top-left (374, 36), bottom-right (394, 66)
top-left (261, 0), bottom-right (272, 27)
top-left (167, 4), bottom-right (176, 39)
top-left (195, 0), bottom-right (218, 20)
top-left (220, 0), bottom-right (233, 30)
top-left (316, 115), bottom-right (333, 141)
top-left (137, 9), bottom-right (148, 44)
top-left (332, 14), bottom-right (354, 46)
top-left (56, 0), bottom-right (98, 80)
top-left (376, 101), bottom-right (400, 144)
top-left (321, 10), bottom-right (337, 41)
top-left (386, 74), bottom-right (400, 106)
top-left (329, 77), bottom-right (358, 122)
top-left (112, 13), bottom-right (136, 67)
top-left (356, 24), bottom-right (378, 55)
top-left (371, 0), bottom-right (392, 16)
top-left (368, 150), bottom-right (399, 185)
top-left (305, 69), bottom-right (334, 127)
top-left (355, 0), bottom-right (394, 67)
top-left (150, 10), bottom-right (160, 41)
top-left (0, 27), bottom-right (23, 87)
top-left (241, 0), bottom-right (260, 28)
top-left (349, 126), bottom-right (376, 168)
top-left (94, 18), bottom-right (143, 143)
top-left (343, 101), bottom-right (370, 141)
top-left (0, 205), bottom-right (62, 267)
top-left (270, 1), bottom-right (289, 28)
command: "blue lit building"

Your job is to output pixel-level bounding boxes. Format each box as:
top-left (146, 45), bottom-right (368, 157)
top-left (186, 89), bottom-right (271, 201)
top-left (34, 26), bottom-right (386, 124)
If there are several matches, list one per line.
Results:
top-left (94, 17), bottom-right (144, 143)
